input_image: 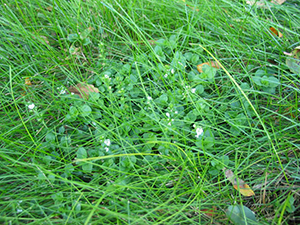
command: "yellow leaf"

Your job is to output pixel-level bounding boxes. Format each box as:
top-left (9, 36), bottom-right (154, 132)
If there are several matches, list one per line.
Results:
top-left (68, 83), bottom-right (99, 100)
top-left (197, 61), bottom-right (220, 73)
top-left (224, 168), bottom-right (255, 197)
top-left (269, 27), bottom-right (283, 38)
top-left (25, 77), bottom-right (32, 86)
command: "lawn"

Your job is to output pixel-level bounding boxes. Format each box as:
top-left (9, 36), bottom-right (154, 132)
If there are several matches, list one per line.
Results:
top-left (0, 0), bottom-right (299, 224)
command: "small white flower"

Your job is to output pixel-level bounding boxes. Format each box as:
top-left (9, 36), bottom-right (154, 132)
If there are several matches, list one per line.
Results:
top-left (57, 86), bottom-right (66, 95)
top-left (104, 139), bottom-right (111, 146)
top-left (175, 111), bottom-right (178, 114)
top-left (191, 88), bottom-right (196, 94)
top-left (147, 96), bottom-right (152, 100)
top-left (17, 209), bottom-right (23, 213)
top-left (195, 127), bottom-right (204, 138)
top-left (71, 92), bottom-right (75, 95)
top-left (104, 74), bottom-right (110, 79)
top-left (168, 122), bottom-right (171, 126)
top-left (92, 122), bottom-right (96, 126)
top-left (104, 147), bottom-right (109, 152)
top-left (166, 112), bottom-right (170, 118)
top-left (28, 103), bottom-right (35, 110)
top-left (164, 74), bottom-right (168, 78)
top-left (171, 68), bottom-right (175, 74)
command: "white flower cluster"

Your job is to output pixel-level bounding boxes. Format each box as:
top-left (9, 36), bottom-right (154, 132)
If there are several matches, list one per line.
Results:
top-left (166, 112), bottom-right (174, 126)
top-left (57, 86), bottom-right (66, 95)
top-left (193, 124), bottom-right (204, 138)
top-left (104, 74), bottom-right (111, 81)
top-left (104, 139), bottom-right (111, 152)
top-left (165, 108), bottom-right (178, 126)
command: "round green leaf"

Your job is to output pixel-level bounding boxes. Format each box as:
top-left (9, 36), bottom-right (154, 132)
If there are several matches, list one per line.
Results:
top-left (226, 205), bottom-right (257, 225)
top-left (79, 104), bottom-right (92, 117)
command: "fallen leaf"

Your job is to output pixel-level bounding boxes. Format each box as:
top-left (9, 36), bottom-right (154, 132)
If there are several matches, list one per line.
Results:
top-left (285, 46), bottom-right (300, 74)
top-left (46, 6), bottom-right (53, 12)
top-left (197, 61), bottom-right (220, 73)
top-left (68, 83), bottom-right (99, 100)
top-left (246, 0), bottom-right (286, 7)
top-left (224, 168), bottom-right (255, 197)
top-left (271, 0), bottom-right (286, 5)
top-left (200, 206), bottom-right (217, 217)
top-left (246, 0), bottom-right (266, 6)
top-left (269, 27), bottom-right (283, 38)
top-left (25, 77), bottom-right (32, 86)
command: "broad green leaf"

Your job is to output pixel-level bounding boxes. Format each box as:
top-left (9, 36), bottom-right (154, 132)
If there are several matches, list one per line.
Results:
top-left (69, 106), bottom-right (78, 118)
top-left (268, 76), bottom-right (280, 88)
top-left (67, 33), bottom-right (79, 42)
top-left (226, 205), bottom-right (257, 225)
top-left (285, 195), bottom-right (296, 213)
top-left (195, 85), bottom-right (204, 94)
top-left (252, 76), bottom-right (261, 86)
top-left (79, 104), bottom-right (92, 117)
top-left (45, 132), bottom-right (55, 143)
top-left (82, 163), bottom-right (93, 173)
top-left (77, 147), bottom-right (87, 159)
top-left (286, 46), bottom-right (300, 74)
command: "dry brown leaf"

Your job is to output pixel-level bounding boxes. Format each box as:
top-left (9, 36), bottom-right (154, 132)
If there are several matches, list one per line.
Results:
top-left (197, 61), bottom-right (220, 73)
top-left (46, 6), bottom-right (53, 12)
top-left (68, 83), bottom-right (99, 100)
top-left (246, 0), bottom-right (266, 6)
top-left (200, 206), bottom-right (217, 217)
top-left (271, 0), bottom-right (286, 4)
top-left (224, 168), bottom-right (255, 197)
top-left (269, 27), bottom-right (283, 38)
top-left (246, 0), bottom-right (286, 6)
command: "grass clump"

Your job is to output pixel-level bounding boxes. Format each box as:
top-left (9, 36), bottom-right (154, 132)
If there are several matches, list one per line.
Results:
top-left (0, 0), bottom-right (299, 224)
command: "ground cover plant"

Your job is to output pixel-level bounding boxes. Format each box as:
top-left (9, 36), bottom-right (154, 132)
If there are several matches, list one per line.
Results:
top-left (0, 0), bottom-right (299, 224)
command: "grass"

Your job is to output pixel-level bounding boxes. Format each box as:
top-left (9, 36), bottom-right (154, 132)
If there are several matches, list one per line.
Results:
top-left (0, 0), bottom-right (299, 224)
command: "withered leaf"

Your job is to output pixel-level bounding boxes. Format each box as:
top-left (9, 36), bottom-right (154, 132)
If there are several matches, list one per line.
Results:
top-left (197, 61), bottom-right (220, 73)
top-left (285, 46), bottom-right (300, 74)
top-left (68, 83), bottom-right (99, 100)
top-left (269, 27), bottom-right (283, 38)
top-left (224, 168), bottom-right (255, 197)
top-left (25, 77), bottom-right (32, 86)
